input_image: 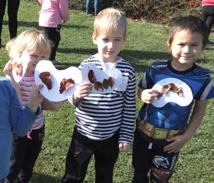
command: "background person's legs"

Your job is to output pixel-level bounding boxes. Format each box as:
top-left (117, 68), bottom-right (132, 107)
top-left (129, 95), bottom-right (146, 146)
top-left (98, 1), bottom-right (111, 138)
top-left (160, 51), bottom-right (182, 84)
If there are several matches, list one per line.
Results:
top-left (0, 0), bottom-right (7, 47)
top-left (8, 0), bottom-right (20, 39)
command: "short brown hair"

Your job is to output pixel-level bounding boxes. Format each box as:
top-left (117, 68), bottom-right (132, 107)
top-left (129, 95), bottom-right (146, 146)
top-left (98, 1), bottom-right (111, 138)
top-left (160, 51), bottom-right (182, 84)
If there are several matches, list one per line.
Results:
top-left (167, 16), bottom-right (209, 49)
top-left (93, 8), bottom-right (127, 38)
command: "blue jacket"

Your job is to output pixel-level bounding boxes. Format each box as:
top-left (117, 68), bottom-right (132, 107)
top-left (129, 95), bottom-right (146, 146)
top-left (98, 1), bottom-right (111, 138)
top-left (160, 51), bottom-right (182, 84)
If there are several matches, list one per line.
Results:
top-left (138, 60), bottom-right (213, 130)
top-left (0, 77), bottom-right (37, 179)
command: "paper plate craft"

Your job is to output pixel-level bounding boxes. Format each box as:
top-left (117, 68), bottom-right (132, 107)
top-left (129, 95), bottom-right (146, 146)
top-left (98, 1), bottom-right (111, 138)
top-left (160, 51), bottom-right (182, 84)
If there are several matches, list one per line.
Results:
top-left (59, 78), bottom-right (75, 94)
top-left (87, 69), bottom-right (114, 91)
top-left (34, 60), bottom-right (82, 101)
top-left (39, 72), bottom-right (52, 90)
top-left (81, 63), bottom-right (128, 93)
top-left (152, 78), bottom-right (193, 107)
top-left (12, 61), bottom-right (28, 83)
top-left (161, 83), bottom-right (184, 97)
top-left (11, 50), bottom-right (33, 82)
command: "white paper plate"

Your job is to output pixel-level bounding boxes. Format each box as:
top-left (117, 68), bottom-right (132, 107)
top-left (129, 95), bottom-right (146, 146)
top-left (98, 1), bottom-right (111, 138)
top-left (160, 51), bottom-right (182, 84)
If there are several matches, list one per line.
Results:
top-left (81, 63), bottom-right (127, 93)
top-left (12, 50), bottom-right (34, 82)
top-left (152, 78), bottom-right (193, 107)
top-left (34, 60), bottom-right (82, 101)
top-left (12, 62), bottom-right (28, 83)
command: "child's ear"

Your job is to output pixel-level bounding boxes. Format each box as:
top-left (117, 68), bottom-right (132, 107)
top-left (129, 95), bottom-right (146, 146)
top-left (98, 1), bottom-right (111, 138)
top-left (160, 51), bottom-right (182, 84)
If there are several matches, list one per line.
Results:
top-left (166, 41), bottom-right (171, 52)
top-left (92, 33), bottom-right (97, 45)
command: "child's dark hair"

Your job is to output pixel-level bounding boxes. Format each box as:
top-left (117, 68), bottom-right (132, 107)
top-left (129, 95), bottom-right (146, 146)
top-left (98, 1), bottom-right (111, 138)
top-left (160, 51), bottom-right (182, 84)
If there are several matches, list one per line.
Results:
top-left (168, 16), bottom-right (209, 49)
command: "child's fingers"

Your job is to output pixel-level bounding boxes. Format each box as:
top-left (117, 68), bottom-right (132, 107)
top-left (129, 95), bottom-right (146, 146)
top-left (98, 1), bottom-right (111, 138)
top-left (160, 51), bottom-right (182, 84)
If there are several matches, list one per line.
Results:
top-left (33, 83), bottom-right (44, 91)
top-left (164, 142), bottom-right (178, 153)
top-left (119, 143), bottom-right (130, 151)
top-left (164, 136), bottom-right (186, 153)
top-left (151, 89), bottom-right (162, 99)
top-left (3, 61), bottom-right (13, 75)
top-left (141, 89), bottom-right (161, 103)
top-left (77, 82), bottom-right (93, 97)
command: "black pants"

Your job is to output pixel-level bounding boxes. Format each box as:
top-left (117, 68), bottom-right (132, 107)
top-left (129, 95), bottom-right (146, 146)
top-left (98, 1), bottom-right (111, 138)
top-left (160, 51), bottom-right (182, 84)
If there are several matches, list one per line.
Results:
top-left (202, 5), bottom-right (214, 36)
top-left (0, 0), bottom-right (20, 40)
top-left (61, 128), bottom-right (119, 183)
top-left (5, 127), bottom-right (44, 183)
top-left (132, 131), bottom-right (179, 183)
top-left (41, 26), bottom-right (61, 61)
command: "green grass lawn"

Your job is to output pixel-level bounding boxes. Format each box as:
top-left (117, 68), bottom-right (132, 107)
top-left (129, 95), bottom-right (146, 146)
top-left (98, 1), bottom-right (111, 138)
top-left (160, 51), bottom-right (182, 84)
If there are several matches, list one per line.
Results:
top-left (0, 1), bottom-right (213, 182)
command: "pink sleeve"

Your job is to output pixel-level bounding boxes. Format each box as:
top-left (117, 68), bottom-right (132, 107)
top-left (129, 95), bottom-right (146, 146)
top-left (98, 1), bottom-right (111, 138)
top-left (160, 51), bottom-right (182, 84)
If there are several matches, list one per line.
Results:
top-left (38, 0), bottom-right (43, 5)
top-left (59, 0), bottom-right (69, 22)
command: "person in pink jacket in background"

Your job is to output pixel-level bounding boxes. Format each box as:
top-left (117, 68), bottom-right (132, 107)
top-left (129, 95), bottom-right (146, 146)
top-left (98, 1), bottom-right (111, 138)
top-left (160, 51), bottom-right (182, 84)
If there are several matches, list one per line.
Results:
top-left (38, 0), bottom-right (70, 64)
top-left (201, 0), bottom-right (214, 44)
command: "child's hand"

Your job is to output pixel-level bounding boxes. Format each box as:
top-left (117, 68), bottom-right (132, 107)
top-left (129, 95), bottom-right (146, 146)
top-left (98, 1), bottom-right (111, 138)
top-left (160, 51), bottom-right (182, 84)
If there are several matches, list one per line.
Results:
top-left (72, 82), bottom-right (92, 105)
top-left (164, 134), bottom-right (189, 153)
top-left (74, 82), bottom-right (92, 100)
top-left (119, 142), bottom-right (130, 151)
top-left (27, 84), bottom-right (44, 112)
top-left (140, 89), bottom-right (160, 103)
top-left (3, 60), bottom-right (13, 77)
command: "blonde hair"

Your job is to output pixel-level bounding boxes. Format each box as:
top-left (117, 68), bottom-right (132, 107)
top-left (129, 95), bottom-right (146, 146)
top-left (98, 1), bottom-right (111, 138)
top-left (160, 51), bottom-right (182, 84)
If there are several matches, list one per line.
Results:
top-left (93, 8), bottom-right (127, 37)
top-left (6, 28), bottom-right (51, 60)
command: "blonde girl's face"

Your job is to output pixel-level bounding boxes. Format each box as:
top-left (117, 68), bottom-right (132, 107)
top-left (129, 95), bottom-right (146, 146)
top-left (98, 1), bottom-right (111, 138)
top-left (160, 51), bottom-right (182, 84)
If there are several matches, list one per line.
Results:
top-left (22, 48), bottom-right (48, 76)
top-left (92, 28), bottom-right (125, 63)
top-left (167, 29), bottom-right (204, 71)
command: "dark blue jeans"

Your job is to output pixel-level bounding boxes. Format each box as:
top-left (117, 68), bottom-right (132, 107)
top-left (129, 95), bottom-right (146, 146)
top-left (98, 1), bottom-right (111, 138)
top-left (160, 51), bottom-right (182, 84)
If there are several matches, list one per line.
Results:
top-left (0, 0), bottom-right (20, 40)
top-left (202, 5), bottom-right (214, 36)
top-left (86, 0), bottom-right (100, 16)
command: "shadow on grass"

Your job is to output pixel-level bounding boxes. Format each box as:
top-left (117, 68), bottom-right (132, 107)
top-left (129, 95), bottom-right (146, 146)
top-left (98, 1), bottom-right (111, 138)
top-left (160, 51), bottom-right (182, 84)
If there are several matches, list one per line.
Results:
top-left (3, 20), bottom-right (88, 29)
top-left (2, 20), bottom-right (39, 29)
top-left (58, 47), bottom-right (171, 72)
top-left (58, 48), bottom-right (170, 60)
top-left (58, 47), bottom-right (214, 72)
top-left (205, 46), bottom-right (214, 51)
top-left (58, 47), bottom-right (97, 55)
top-left (120, 49), bottom-right (171, 72)
top-left (63, 23), bottom-right (89, 29)
top-left (31, 172), bottom-right (60, 183)
top-left (54, 62), bottom-right (80, 70)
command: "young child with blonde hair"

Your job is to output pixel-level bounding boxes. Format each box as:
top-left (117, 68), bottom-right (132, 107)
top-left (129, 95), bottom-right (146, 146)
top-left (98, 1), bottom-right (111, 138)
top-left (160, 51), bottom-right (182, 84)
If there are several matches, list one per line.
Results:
top-left (3, 28), bottom-right (62, 183)
top-left (61, 8), bottom-right (136, 183)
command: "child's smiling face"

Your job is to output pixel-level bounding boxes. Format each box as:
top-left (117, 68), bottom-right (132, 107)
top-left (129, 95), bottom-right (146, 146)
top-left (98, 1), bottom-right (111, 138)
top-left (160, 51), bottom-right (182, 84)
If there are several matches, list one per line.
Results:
top-left (92, 28), bottom-right (125, 63)
top-left (167, 29), bottom-right (204, 71)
